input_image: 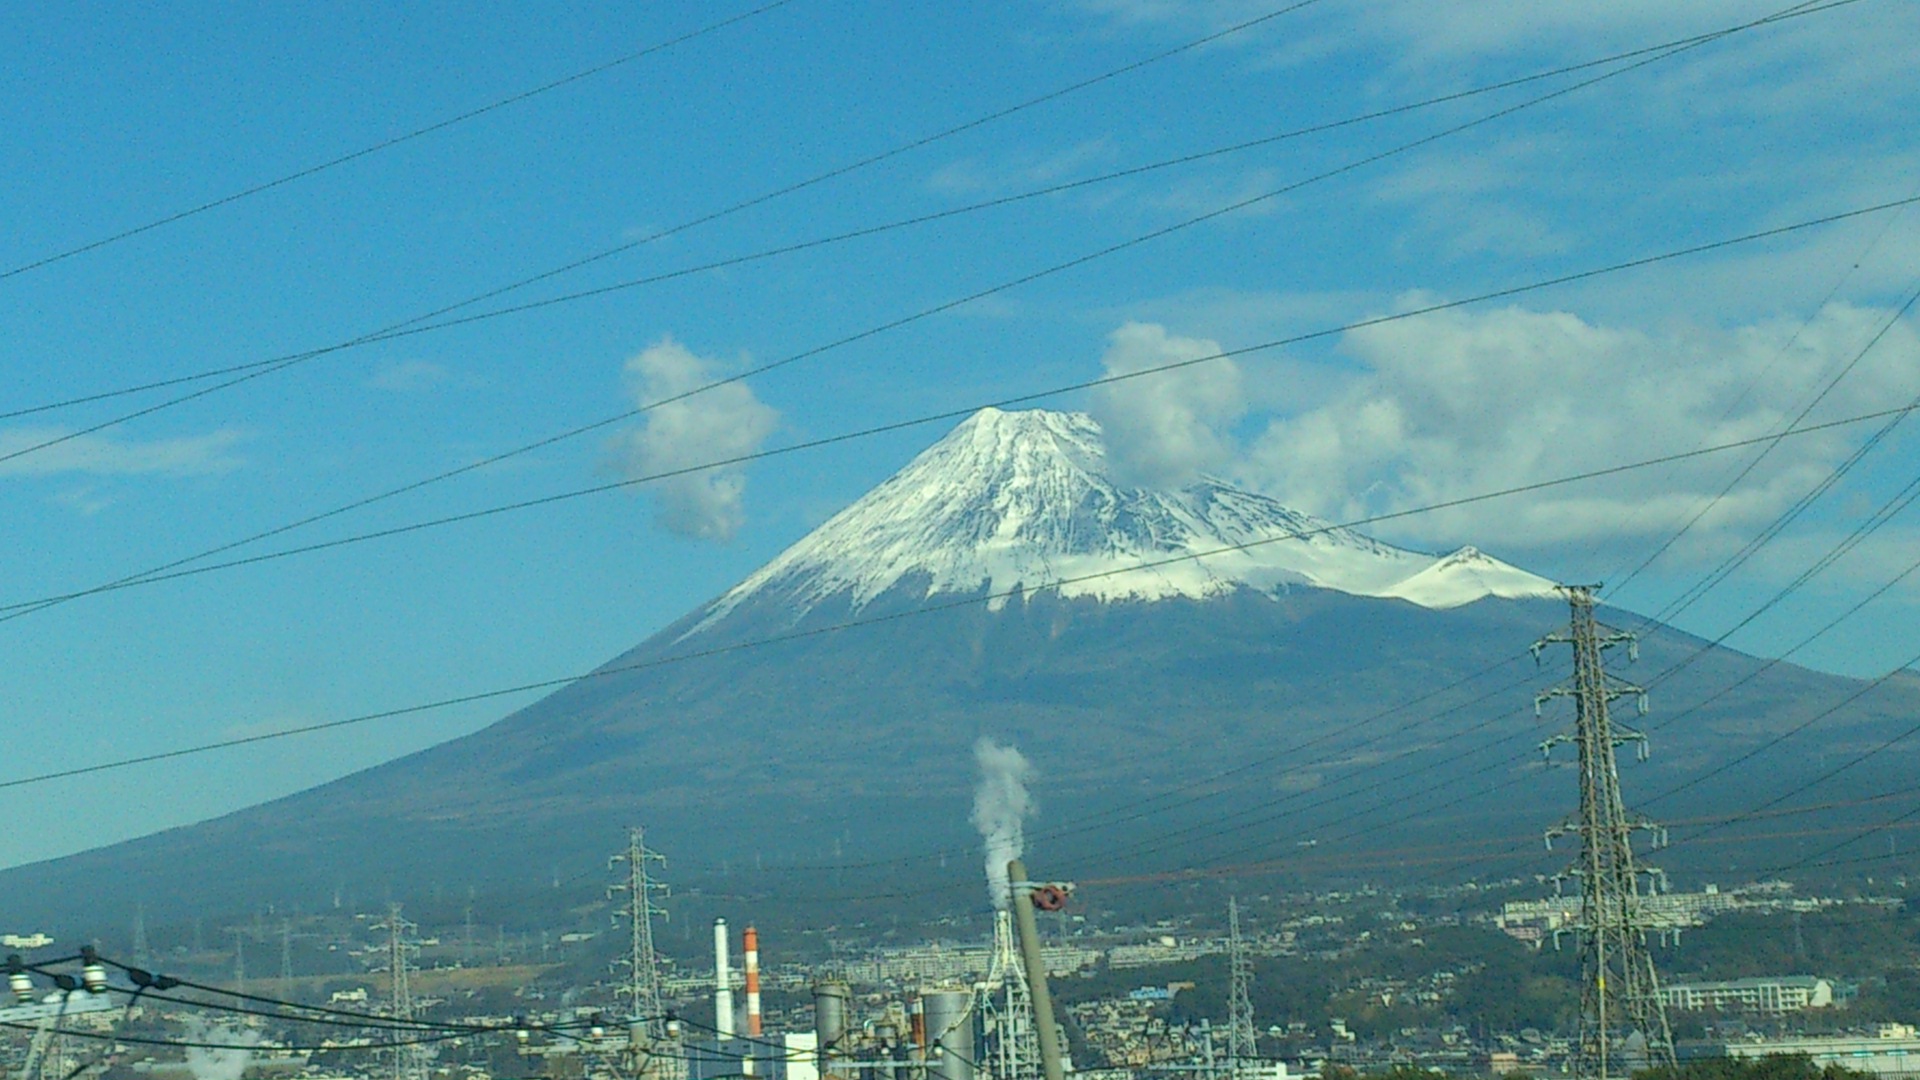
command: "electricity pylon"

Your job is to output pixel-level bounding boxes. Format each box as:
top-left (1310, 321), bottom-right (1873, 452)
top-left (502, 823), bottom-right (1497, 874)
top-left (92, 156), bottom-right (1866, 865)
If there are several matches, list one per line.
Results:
top-left (131, 906), bottom-right (150, 969)
top-left (375, 904), bottom-right (427, 1080)
top-left (1226, 898), bottom-right (1256, 1079)
top-left (611, 826), bottom-right (679, 1080)
top-left (1533, 585), bottom-right (1676, 1079)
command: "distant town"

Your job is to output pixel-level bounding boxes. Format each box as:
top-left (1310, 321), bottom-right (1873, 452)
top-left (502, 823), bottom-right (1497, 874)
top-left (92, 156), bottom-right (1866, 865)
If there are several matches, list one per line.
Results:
top-left (10, 871), bottom-right (1919, 1080)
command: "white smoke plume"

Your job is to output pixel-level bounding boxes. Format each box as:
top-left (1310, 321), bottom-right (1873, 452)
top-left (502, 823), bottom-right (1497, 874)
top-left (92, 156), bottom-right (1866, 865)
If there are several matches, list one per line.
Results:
top-left (970, 736), bottom-right (1035, 909)
top-left (183, 1019), bottom-right (261, 1080)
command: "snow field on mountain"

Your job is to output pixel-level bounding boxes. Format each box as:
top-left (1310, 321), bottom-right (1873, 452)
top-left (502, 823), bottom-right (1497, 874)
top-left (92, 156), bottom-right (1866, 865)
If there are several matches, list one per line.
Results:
top-left (692, 408), bottom-right (1555, 634)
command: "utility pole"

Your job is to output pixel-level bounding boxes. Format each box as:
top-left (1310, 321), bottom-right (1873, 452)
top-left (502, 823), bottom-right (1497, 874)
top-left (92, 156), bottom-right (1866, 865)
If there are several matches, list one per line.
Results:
top-left (1226, 899), bottom-right (1256, 1079)
top-left (611, 826), bottom-right (677, 1080)
top-left (1533, 585), bottom-right (1676, 1079)
top-left (377, 904), bottom-right (425, 1080)
top-left (1008, 859), bottom-right (1065, 1080)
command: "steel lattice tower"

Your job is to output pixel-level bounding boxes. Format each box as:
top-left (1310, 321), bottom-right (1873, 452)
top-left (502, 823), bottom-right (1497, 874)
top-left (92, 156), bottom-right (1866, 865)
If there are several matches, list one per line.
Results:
top-left (376, 904), bottom-right (427, 1080)
top-left (1226, 898), bottom-right (1256, 1077)
top-left (611, 826), bottom-right (681, 1080)
top-left (983, 908), bottom-right (1040, 1080)
top-left (131, 905), bottom-right (150, 969)
top-left (1533, 585), bottom-right (1676, 1080)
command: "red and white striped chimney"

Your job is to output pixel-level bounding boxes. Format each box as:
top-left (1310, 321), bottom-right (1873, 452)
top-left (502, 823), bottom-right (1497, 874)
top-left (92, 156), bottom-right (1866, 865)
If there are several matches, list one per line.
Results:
top-left (743, 925), bottom-right (763, 1037)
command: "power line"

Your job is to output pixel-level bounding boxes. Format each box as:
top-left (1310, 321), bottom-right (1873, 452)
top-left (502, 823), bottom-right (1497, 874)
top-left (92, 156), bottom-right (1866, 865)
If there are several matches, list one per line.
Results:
top-left (1635, 541), bottom-right (1920, 810)
top-left (1070, 226), bottom-right (1920, 895)
top-left (0, 0), bottom-right (807, 284)
top-left (0, 1019), bottom-right (470, 1053)
top-left (85, 957), bottom-right (577, 1034)
top-left (0, 0), bottom-right (1852, 448)
top-left (8, 190), bottom-right (1916, 624)
top-left (3, 400), bottom-right (1910, 795)
top-left (1760, 802), bottom-right (1920, 876)
top-left (0, 16), bottom-right (1896, 903)
top-left (839, 432), bottom-right (1920, 893)
top-left (469, 598), bottom-right (1910, 894)
top-left (0, 0), bottom-right (1842, 480)
top-left (0, 0), bottom-right (1329, 424)
top-left (1382, 625), bottom-right (1920, 890)
top-left (1069, 790), bottom-right (1920, 888)
top-left (1672, 654), bottom-right (1920, 852)
top-left (1632, 290), bottom-right (1920, 635)
top-left (603, 201), bottom-right (1920, 886)
top-left (1597, 199), bottom-right (1920, 597)
top-left (1279, 302), bottom-right (1920, 880)
top-left (1072, 467), bottom-right (1920, 887)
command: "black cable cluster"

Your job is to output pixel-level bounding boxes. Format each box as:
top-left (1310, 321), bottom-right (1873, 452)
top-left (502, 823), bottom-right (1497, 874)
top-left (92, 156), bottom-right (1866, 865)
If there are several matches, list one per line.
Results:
top-left (4, 950), bottom-right (637, 1055)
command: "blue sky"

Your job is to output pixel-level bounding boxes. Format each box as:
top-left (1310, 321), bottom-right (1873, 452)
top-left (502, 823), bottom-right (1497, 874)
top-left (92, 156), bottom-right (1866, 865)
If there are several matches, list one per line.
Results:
top-left (3, 0), bottom-right (1917, 870)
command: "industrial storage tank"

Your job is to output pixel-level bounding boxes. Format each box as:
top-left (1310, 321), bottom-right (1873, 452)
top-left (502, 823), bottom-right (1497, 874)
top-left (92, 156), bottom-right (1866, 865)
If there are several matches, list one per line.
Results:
top-left (813, 980), bottom-right (853, 1077)
top-left (921, 988), bottom-right (976, 1080)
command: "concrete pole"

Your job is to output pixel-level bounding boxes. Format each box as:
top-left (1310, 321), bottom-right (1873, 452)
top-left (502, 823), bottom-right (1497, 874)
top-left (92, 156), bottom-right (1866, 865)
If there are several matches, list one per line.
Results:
top-left (1007, 859), bottom-right (1065, 1080)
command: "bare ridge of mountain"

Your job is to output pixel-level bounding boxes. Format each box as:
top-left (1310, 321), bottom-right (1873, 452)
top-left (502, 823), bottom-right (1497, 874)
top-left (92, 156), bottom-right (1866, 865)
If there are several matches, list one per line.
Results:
top-left (8, 408), bottom-right (1919, 929)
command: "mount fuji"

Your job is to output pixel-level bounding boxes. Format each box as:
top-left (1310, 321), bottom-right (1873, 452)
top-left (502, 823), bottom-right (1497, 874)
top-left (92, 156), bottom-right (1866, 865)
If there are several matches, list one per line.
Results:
top-left (690, 408), bottom-right (1551, 632)
top-left (7, 408), bottom-right (1918, 929)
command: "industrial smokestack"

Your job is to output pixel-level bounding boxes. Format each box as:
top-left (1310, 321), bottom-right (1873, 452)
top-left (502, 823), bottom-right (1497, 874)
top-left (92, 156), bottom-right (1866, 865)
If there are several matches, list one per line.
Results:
top-left (714, 918), bottom-right (735, 1038)
top-left (744, 925), bottom-right (763, 1037)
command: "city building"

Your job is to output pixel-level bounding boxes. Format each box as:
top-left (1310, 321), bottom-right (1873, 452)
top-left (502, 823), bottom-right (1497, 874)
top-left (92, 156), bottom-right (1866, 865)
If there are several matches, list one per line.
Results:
top-left (1660, 977), bottom-right (1834, 1014)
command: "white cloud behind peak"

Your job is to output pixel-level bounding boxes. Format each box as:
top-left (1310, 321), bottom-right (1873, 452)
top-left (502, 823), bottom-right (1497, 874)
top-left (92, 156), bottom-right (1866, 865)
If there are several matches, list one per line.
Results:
top-left (614, 337), bottom-right (779, 543)
top-left (1088, 321), bottom-right (1245, 488)
top-left (1242, 300), bottom-right (1920, 554)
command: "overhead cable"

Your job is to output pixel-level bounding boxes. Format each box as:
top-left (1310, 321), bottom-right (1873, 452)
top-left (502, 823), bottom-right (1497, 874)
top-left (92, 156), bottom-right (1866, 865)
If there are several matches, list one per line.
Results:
top-left (2, 398), bottom-right (1912, 794)
top-left (0, 0), bottom-right (1849, 477)
top-left (8, 191), bottom-right (1917, 624)
top-left (0, 0), bottom-right (807, 284)
top-left (0, 0), bottom-right (1328, 420)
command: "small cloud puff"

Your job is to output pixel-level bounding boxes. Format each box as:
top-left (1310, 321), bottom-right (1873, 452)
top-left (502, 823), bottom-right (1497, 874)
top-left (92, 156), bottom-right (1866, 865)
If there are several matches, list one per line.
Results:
top-left (0, 427), bottom-right (245, 478)
top-left (367, 360), bottom-right (453, 392)
top-left (614, 337), bottom-right (779, 542)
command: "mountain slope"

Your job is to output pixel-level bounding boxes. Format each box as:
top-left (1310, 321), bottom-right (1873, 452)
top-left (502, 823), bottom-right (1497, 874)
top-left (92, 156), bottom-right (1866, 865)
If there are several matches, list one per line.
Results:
top-left (5, 409), bottom-right (1915, 931)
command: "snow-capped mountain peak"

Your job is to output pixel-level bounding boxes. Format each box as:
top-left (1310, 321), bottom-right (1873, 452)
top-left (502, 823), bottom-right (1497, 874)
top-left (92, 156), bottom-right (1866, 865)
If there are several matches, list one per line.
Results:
top-left (689, 408), bottom-right (1554, 632)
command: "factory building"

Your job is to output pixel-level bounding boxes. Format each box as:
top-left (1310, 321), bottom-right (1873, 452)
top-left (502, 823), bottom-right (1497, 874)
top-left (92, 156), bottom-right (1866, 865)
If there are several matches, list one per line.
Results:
top-left (1713, 1025), bottom-right (1920, 1077)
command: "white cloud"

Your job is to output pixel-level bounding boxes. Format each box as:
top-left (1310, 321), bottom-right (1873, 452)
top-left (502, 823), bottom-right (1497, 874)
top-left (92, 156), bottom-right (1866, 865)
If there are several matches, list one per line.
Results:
top-left (0, 427), bottom-right (245, 478)
top-left (367, 359), bottom-right (452, 392)
top-left (928, 139), bottom-right (1119, 198)
top-left (1240, 301), bottom-right (1920, 554)
top-left (1088, 321), bottom-right (1245, 486)
top-left (614, 337), bottom-right (779, 542)
top-left (52, 486), bottom-right (114, 515)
